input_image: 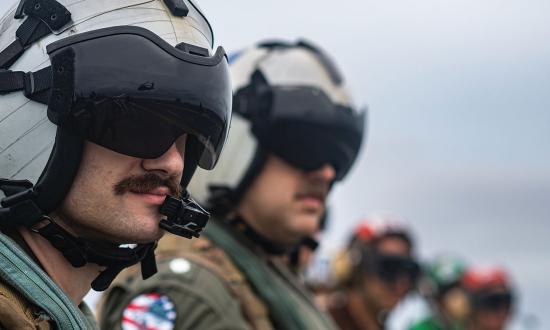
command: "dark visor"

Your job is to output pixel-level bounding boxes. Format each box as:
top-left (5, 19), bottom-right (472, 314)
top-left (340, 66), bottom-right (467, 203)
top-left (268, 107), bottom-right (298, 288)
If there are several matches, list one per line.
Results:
top-left (473, 291), bottom-right (514, 310)
top-left (250, 86), bottom-right (365, 180)
top-left (45, 26), bottom-right (232, 169)
top-left (366, 254), bottom-right (420, 283)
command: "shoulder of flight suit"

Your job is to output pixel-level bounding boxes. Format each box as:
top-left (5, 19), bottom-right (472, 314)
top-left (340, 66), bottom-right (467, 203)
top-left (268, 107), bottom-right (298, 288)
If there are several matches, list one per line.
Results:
top-left (0, 277), bottom-right (53, 330)
top-left (99, 236), bottom-right (252, 330)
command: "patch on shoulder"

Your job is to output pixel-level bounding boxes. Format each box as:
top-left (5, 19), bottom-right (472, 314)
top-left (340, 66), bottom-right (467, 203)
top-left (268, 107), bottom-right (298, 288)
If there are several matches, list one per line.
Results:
top-left (169, 258), bottom-right (191, 274)
top-left (122, 293), bottom-right (176, 330)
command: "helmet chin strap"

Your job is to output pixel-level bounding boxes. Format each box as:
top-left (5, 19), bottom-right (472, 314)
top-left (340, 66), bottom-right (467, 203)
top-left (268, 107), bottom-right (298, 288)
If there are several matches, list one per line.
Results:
top-left (0, 125), bottom-right (211, 292)
top-left (0, 187), bottom-right (157, 291)
top-left (31, 216), bottom-right (158, 291)
top-left (0, 178), bottom-right (159, 291)
top-left (0, 179), bottom-right (210, 291)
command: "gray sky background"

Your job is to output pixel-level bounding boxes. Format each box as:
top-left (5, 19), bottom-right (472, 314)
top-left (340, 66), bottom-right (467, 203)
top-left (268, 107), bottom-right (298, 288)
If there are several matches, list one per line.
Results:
top-left (197, 1), bottom-right (550, 329)
top-left (1, 0), bottom-right (548, 329)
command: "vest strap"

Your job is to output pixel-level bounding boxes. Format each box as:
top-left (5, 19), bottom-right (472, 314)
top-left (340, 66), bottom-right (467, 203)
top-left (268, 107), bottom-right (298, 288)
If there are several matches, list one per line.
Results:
top-left (0, 232), bottom-right (90, 329)
top-left (205, 221), bottom-right (307, 329)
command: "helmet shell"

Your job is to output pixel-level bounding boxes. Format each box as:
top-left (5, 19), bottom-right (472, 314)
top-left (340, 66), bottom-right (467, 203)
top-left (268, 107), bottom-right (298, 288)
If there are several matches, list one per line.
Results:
top-left (427, 255), bottom-right (467, 289)
top-left (352, 213), bottom-right (413, 246)
top-left (331, 214), bottom-right (413, 287)
top-left (188, 40), bottom-right (363, 204)
top-left (462, 266), bottom-right (511, 292)
top-left (0, 0), bottom-right (214, 198)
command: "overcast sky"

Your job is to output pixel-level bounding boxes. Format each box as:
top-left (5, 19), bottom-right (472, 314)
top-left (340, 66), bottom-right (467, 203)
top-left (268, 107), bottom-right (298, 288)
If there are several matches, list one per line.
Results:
top-left (199, 1), bottom-right (550, 329)
top-left (1, 0), bottom-right (548, 328)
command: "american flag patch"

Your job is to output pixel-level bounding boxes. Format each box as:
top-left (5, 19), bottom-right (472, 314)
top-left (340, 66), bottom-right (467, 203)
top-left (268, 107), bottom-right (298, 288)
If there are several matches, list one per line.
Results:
top-left (122, 293), bottom-right (176, 330)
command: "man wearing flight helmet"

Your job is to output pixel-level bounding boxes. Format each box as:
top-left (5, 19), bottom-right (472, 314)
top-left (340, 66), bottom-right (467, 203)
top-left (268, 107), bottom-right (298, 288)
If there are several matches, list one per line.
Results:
top-left (330, 216), bottom-right (420, 330)
top-left (462, 266), bottom-right (515, 330)
top-left (410, 256), bottom-right (469, 330)
top-left (0, 0), bottom-right (231, 328)
top-left (99, 40), bottom-right (365, 329)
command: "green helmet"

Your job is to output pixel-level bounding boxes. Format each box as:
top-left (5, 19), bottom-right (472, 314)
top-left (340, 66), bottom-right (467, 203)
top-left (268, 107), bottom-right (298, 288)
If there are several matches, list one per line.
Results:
top-left (425, 255), bottom-right (467, 295)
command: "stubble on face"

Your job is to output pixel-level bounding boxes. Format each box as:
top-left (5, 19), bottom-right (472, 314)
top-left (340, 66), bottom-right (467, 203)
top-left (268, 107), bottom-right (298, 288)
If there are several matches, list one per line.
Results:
top-left (56, 142), bottom-right (183, 244)
top-left (239, 155), bottom-right (331, 245)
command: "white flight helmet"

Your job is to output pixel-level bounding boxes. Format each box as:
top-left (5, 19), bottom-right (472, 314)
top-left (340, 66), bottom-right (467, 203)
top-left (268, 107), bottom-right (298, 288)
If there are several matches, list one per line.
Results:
top-left (0, 0), bottom-right (232, 290)
top-left (188, 40), bottom-right (366, 211)
top-left (0, 0), bottom-right (217, 187)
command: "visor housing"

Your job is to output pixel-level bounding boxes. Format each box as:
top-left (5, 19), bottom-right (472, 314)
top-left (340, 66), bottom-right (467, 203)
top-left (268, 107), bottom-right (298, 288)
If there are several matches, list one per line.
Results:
top-left (46, 26), bottom-right (232, 169)
top-left (237, 78), bottom-right (364, 180)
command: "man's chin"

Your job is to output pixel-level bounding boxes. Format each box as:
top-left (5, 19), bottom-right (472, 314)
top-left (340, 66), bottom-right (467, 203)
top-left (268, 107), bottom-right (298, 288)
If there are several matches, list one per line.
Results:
top-left (284, 228), bottom-right (318, 246)
top-left (108, 224), bottom-right (164, 245)
top-left (290, 213), bottom-right (321, 234)
top-left (128, 228), bottom-right (165, 244)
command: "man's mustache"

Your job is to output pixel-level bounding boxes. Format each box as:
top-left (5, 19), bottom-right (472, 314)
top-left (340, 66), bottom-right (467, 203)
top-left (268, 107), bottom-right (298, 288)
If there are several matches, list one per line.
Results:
top-left (295, 181), bottom-right (329, 202)
top-left (114, 173), bottom-right (181, 197)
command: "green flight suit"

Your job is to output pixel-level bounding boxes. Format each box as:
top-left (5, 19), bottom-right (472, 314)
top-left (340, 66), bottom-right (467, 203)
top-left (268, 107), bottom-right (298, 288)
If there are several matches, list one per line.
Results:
top-left (99, 248), bottom-right (251, 330)
top-left (99, 218), bottom-right (337, 330)
top-left (0, 229), bottom-right (98, 329)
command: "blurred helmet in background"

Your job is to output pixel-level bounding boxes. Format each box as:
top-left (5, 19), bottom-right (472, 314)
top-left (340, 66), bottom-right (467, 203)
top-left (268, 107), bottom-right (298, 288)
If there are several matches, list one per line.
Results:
top-left (423, 255), bottom-right (467, 297)
top-left (187, 39), bottom-right (366, 213)
top-left (331, 214), bottom-right (416, 287)
top-left (462, 266), bottom-right (515, 329)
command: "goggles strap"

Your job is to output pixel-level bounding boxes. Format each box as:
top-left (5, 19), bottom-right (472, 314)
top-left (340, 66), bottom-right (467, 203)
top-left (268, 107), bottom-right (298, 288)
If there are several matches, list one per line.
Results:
top-left (25, 66), bottom-right (52, 102)
top-left (0, 70), bottom-right (25, 93)
top-left (0, 0), bottom-right (71, 69)
top-left (0, 67), bottom-right (51, 104)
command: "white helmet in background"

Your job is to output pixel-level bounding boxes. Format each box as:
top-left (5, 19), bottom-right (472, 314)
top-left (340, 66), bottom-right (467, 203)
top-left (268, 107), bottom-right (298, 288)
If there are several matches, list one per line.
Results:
top-left (188, 39), bottom-right (366, 211)
top-left (0, 0), bottom-right (232, 290)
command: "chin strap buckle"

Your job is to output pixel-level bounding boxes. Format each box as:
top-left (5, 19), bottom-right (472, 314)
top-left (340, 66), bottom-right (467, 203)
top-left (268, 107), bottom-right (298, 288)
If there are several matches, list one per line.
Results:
top-left (158, 194), bottom-right (210, 239)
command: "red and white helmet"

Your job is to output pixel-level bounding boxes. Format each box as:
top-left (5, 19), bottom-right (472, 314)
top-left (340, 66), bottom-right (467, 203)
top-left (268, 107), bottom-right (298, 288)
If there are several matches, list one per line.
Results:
top-left (351, 213), bottom-right (413, 246)
top-left (462, 266), bottom-right (511, 292)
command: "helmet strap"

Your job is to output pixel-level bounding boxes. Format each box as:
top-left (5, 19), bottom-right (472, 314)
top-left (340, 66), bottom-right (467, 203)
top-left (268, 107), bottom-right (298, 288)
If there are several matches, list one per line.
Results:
top-left (0, 0), bottom-right (72, 69)
top-left (0, 127), bottom-right (158, 291)
top-left (32, 216), bottom-right (157, 291)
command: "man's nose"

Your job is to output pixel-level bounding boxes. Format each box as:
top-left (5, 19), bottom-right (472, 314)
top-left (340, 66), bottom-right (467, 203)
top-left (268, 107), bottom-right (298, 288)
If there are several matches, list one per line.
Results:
top-left (307, 163), bottom-right (336, 182)
top-left (141, 141), bottom-right (185, 177)
top-left (391, 275), bottom-right (412, 296)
